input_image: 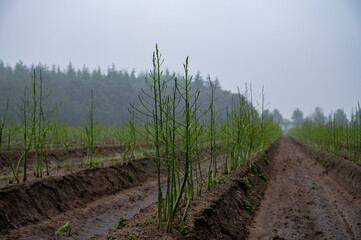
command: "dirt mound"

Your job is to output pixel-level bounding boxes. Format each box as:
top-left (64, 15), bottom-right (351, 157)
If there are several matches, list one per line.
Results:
top-left (0, 157), bottom-right (155, 236)
top-left (187, 140), bottom-right (280, 240)
top-left (292, 137), bottom-right (361, 198)
top-left (103, 136), bottom-right (361, 239)
top-left (104, 139), bottom-right (281, 240)
top-left (0, 144), bottom-right (128, 170)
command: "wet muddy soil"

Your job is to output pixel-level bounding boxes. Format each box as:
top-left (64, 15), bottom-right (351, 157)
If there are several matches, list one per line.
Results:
top-left (248, 136), bottom-right (361, 240)
top-left (0, 157), bottom-right (156, 239)
top-left (0, 144), bottom-right (135, 188)
top-left (0, 153), bottom-right (220, 240)
top-left (1, 136), bottom-right (360, 240)
top-left (104, 139), bottom-right (280, 240)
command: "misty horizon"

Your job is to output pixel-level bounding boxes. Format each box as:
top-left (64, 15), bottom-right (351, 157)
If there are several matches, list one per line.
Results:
top-left (1, 0), bottom-right (360, 119)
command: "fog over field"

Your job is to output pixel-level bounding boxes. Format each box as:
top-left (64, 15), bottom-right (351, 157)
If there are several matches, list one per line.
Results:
top-left (1, 2), bottom-right (361, 239)
top-left (0, 0), bottom-right (360, 119)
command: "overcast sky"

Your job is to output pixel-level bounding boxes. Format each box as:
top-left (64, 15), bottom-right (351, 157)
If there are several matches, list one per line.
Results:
top-left (1, 0), bottom-right (360, 119)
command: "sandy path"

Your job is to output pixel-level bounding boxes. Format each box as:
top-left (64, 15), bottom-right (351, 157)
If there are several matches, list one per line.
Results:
top-left (248, 136), bottom-right (361, 240)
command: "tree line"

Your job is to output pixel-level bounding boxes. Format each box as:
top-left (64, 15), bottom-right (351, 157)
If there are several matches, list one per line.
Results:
top-left (0, 60), bottom-right (233, 125)
top-left (271, 106), bottom-right (356, 131)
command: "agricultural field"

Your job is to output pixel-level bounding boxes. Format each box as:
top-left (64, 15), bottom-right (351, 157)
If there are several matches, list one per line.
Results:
top-left (0, 47), bottom-right (285, 239)
top-left (1, 1), bottom-right (361, 239)
top-left (0, 46), bottom-right (360, 240)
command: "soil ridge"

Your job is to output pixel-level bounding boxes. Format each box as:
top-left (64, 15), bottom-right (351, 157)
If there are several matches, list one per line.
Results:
top-left (0, 157), bottom-right (155, 236)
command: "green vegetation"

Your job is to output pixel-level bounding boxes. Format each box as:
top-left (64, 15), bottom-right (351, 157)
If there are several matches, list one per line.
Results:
top-left (114, 214), bottom-right (125, 229)
top-left (241, 177), bottom-right (252, 196)
top-left (0, 45), bottom-right (282, 233)
top-left (262, 154), bottom-right (269, 166)
top-left (55, 221), bottom-right (78, 239)
top-left (8, 70), bottom-right (55, 183)
top-left (128, 46), bottom-right (281, 231)
top-left (127, 174), bottom-right (134, 183)
top-left (311, 180), bottom-right (316, 189)
top-left (243, 199), bottom-right (254, 213)
top-left (288, 105), bottom-right (361, 163)
top-left (0, 60), bottom-right (235, 125)
top-left (259, 172), bottom-right (267, 182)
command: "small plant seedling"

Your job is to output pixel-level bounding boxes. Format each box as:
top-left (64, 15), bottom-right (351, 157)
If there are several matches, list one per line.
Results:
top-left (55, 221), bottom-right (78, 239)
top-left (241, 177), bottom-right (251, 195)
top-left (263, 155), bottom-right (269, 166)
top-left (259, 173), bottom-right (267, 181)
top-left (312, 180), bottom-right (316, 189)
top-left (216, 176), bottom-right (226, 184)
top-left (106, 235), bottom-right (116, 240)
top-left (77, 161), bottom-right (86, 168)
top-left (251, 164), bottom-right (258, 174)
top-left (113, 214), bottom-right (125, 229)
top-left (108, 177), bottom-right (115, 186)
top-left (176, 220), bottom-right (189, 238)
top-left (243, 199), bottom-right (254, 213)
top-left (247, 173), bottom-right (254, 178)
top-left (127, 174), bottom-right (134, 183)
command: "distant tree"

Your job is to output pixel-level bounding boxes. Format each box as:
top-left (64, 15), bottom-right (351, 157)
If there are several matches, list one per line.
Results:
top-left (51, 64), bottom-right (57, 73)
top-left (271, 109), bottom-right (283, 125)
top-left (163, 68), bottom-right (171, 80)
top-left (282, 118), bottom-right (293, 131)
top-left (291, 108), bottom-right (304, 126)
top-left (66, 62), bottom-right (76, 79)
top-left (92, 67), bottom-right (102, 81)
top-left (130, 68), bottom-right (136, 81)
top-left (0, 60), bottom-right (242, 125)
top-left (14, 61), bottom-right (28, 77)
top-left (355, 106), bottom-right (361, 125)
top-left (106, 63), bottom-right (117, 80)
top-left (333, 108), bottom-right (348, 125)
top-left (312, 107), bottom-right (326, 125)
top-left (262, 109), bottom-right (272, 119)
top-left (193, 71), bottom-right (204, 89)
top-left (80, 65), bottom-right (91, 80)
top-left (214, 77), bottom-right (221, 90)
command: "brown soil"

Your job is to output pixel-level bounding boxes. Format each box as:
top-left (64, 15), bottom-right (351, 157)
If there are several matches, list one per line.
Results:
top-left (0, 144), bottom-right (128, 169)
top-left (0, 144), bottom-right (137, 188)
top-left (248, 135), bottom-right (361, 240)
top-left (103, 139), bottom-right (281, 240)
top-left (0, 157), bottom-right (156, 239)
top-left (0, 149), bottom-right (220, 240)
top-left (293, 138), bottom-right (361, 197)
top-left (103, 135), bottom-right (361, 240)
top-left (2, 135), bottom-right (360, 240)
top-left (186, 140), bottom-right (279, 240)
